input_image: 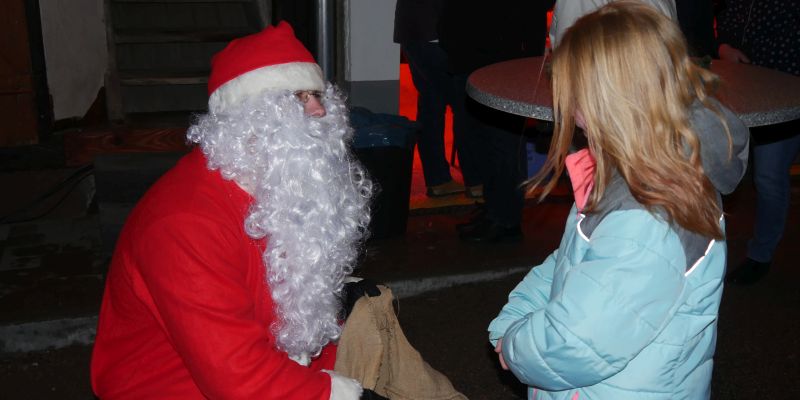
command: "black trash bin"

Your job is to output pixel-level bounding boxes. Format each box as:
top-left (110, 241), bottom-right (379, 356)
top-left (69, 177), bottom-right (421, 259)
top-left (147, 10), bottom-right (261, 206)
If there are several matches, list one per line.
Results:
top-left (349, 107), bottom-right (417, 240)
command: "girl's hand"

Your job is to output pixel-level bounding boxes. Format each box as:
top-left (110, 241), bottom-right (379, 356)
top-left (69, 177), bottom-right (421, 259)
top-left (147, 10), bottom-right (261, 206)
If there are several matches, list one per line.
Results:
top-left (495, 339), bottom-right (509, 370)
top-left (718, 44), bottom-right (751, 64)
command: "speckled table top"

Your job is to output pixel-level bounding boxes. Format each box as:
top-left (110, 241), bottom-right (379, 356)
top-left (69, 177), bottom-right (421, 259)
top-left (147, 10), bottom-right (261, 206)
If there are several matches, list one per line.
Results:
top-left (467, 56), bottom-right (800, 128)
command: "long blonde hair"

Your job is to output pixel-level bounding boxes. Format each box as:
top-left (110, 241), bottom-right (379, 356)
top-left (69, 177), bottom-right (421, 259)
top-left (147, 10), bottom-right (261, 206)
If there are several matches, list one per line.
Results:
top-left (530, 1), bottom-right (729, 239)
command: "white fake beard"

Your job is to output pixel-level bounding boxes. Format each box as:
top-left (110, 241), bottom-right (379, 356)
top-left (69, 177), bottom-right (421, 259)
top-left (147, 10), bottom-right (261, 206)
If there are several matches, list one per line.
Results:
top-left (187, 85), bottom-right (372, 360)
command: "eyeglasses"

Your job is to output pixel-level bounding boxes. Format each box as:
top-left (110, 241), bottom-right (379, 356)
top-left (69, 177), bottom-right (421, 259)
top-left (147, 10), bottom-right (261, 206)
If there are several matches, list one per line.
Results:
top-left (294, 90), bottom-right (323, 104)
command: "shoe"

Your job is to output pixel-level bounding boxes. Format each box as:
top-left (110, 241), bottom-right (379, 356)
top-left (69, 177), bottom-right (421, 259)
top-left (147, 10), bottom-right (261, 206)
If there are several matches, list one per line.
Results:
top-left (456, 206), bottom-right (487, 233)
top-left (726, 258), bottom-right (771, 285)
top-left (466, 185), bottom-right (484, 199)
top-left (459, 219), bottom-right (522, 243)
top-left (426, 180), bottom-right (464, 197)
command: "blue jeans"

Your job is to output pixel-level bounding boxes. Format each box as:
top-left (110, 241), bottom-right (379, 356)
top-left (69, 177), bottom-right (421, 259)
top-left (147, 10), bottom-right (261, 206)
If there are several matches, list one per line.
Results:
top-left (747, 131), bottom-right (800, 262)
top-left (402, 41), bottom-right (453, 187)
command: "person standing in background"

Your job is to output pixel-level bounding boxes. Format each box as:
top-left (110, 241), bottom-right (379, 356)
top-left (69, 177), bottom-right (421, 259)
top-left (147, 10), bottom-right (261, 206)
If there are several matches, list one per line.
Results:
top-left (674, 0), bottom-right (719, 58)
top-left (440, 0), bottom-right (554, 242)
top-left (718, 0), bottom-right (800, 284)
top-left (393, 0), bottom-right (479, 198)
top-left (549, 0), bottom-right (677, 48)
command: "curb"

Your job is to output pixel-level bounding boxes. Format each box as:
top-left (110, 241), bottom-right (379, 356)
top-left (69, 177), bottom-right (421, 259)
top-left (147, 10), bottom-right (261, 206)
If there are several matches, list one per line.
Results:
top-left (0, 266), bottom-right (530, 353)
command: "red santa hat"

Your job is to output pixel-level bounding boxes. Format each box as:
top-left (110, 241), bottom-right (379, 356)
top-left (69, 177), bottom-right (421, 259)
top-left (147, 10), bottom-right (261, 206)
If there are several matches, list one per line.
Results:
top-left (207, 21), bottom-right (325, 114)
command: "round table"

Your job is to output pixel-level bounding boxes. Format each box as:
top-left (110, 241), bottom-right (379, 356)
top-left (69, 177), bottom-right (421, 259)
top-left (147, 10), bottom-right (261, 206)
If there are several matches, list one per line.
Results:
top-left (466, 56), bottom-right (800, 127)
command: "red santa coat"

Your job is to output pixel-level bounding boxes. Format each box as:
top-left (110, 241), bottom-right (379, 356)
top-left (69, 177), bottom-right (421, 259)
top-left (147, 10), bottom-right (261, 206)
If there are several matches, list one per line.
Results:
top-left (91, 148), bottom-right (336, 399)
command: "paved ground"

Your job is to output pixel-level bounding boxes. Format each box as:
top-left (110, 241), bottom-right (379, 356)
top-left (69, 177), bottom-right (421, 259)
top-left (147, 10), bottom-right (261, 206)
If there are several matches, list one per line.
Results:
top-left (1, 268), bottom-right (799, 399)
top-left (0, 147), bottom-right (798, 399)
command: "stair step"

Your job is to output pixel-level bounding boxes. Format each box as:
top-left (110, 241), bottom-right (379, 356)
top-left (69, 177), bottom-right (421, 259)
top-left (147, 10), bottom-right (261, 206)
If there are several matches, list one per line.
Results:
top-left (113, 0), bottom-right (252, 3)
top-left (120, 71), bottom-right (208, 86)
top-left (111, 2), bottom-right (253, 31)
top-left (104, 0), bottom-right (261, 118)
top-left (116, 28), bottom-right (251, 44)
top-left (116, 41), bottom-right (224, 71)
top-left (121, 84), bottom-right (208, 113)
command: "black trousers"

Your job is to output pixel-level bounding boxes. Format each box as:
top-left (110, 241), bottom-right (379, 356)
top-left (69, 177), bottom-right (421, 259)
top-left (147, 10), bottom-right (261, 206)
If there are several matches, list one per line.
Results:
top-left (459, 88), bottom-right (528, 228)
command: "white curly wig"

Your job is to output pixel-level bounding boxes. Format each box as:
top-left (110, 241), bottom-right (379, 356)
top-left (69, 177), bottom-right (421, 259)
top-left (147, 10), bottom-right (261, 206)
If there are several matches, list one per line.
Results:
top-left (187, 84), bottom-right (372, 360)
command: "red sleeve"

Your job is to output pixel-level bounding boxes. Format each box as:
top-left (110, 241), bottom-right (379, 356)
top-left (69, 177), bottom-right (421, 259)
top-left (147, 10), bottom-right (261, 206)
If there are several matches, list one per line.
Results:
top-left (133, 213), bottom-right (332, 399)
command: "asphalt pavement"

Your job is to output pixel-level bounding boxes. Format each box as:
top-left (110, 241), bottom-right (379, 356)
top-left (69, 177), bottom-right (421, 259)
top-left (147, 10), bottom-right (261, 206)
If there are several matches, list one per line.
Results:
top-left (1, 168), bottom-right (798, 399)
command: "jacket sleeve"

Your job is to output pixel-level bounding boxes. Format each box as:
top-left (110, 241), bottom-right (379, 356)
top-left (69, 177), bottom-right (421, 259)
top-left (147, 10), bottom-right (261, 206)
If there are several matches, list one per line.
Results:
top-left (500, 212), bottom-right (687, 391)
top-left (133, 213), bottom-right (333, 400)
top-left (488, 249), bottom-right (558, 346)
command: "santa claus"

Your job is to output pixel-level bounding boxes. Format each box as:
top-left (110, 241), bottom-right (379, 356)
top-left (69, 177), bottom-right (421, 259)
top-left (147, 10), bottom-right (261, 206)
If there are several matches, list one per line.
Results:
top-left (91, 22), bottom-right (372, 399)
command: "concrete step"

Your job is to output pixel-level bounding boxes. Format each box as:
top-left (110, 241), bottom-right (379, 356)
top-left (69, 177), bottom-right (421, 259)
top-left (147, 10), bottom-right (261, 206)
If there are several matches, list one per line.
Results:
top-left (121, 83), bottom-right (208, 112)
top-left (93, 152), bottom-right (185, 205)
top-left (114, 0), bottom-right (252, 3)
top-left (116, 41), bottom-right (225, 71)
top-left (110, 1), bottom-right (253, 31)
top-left (119, 70), bottom-right (208, 86)
top-left (93, 152), bottom-right (186, 252)
top-left (115, 27), bottom-right (250, 44)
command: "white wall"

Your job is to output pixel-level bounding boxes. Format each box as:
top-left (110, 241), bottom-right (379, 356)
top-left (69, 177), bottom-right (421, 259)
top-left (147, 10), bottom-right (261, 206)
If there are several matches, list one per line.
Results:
top-left (39, 0), bottom-right (107, 120)
top-left (344, 0), bottom-right (400, 113)
top-left (345, 0), bottom-right (399, 81)
top-left (346, 0), bottom-right (399, 81)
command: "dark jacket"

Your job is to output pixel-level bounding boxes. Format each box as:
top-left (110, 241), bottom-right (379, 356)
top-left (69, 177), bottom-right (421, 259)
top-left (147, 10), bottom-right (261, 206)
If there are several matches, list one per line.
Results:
top-left (676, 0), bottom-right (718, 57)
top-left (393, 0), bottom-right (444, 44)
top-left (716, 0), bottom-right (799, 75)
top-left (438, 0), bottom-right (555, 74)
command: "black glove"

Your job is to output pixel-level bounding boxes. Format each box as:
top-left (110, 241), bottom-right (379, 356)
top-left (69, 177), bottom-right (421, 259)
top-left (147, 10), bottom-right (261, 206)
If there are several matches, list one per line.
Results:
top-left (361, 388), bottom-right (390, 400)
top-left (342, 278), bottom-right (382, 319)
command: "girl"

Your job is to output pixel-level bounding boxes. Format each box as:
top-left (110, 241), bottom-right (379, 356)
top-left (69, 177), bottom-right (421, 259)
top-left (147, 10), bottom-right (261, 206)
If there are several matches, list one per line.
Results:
top-left (488, 2), bottom-right (749, 399)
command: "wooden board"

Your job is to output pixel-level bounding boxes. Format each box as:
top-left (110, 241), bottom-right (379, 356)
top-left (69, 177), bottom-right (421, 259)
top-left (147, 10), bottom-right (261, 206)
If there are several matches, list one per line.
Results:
top-left (64, 126), bottom-right (192, 166)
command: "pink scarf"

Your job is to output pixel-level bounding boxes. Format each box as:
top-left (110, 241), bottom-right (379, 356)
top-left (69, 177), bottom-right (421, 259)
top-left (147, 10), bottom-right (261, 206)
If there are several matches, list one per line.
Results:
top-left (564, 149), bottom-right (596, 211)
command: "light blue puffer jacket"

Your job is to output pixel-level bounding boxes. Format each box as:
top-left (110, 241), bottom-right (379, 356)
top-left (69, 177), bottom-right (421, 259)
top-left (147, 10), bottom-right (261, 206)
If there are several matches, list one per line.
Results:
top-left (488, 101), bottom-right (749, 400)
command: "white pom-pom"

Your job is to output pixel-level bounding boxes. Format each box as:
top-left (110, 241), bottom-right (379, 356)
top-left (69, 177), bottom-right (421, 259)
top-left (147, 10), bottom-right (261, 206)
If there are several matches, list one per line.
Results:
top-left (326, 371), bottom-right (363, 400)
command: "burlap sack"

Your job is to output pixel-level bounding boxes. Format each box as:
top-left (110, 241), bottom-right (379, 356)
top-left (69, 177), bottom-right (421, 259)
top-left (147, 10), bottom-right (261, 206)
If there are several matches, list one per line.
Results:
top-left (334, 286), bottom-right (468, 400)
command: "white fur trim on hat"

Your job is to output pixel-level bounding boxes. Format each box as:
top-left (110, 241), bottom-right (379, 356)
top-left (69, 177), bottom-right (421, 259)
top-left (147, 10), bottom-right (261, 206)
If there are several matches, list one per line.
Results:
top-left (208, 62), bottom-right (324, 114)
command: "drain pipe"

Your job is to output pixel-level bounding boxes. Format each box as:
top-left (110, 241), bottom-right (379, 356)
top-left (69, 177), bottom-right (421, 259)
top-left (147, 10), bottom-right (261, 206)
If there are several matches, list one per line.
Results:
top-left (315, 0), bottom-right (335, 82)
